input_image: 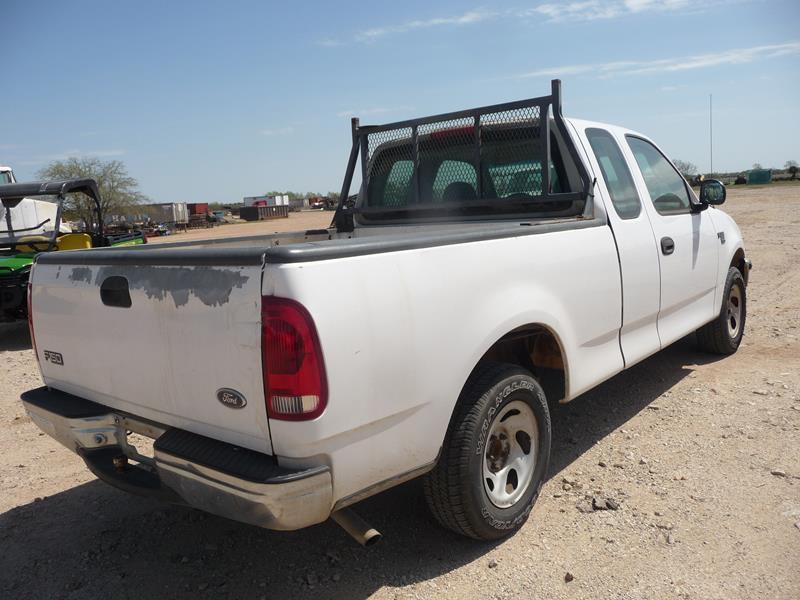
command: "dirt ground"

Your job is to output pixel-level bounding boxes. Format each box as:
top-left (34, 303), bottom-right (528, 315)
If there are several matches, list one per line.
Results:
top-left (1, 185), bottom-right (798, 599)
top-left (146, 210), bottom-right (333, 245)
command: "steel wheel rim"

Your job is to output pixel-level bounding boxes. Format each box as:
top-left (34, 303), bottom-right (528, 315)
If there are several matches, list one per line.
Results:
top-left (482, 400), bottom-right (538, 509)
top-left (727, 284), bottom-right (742, 338)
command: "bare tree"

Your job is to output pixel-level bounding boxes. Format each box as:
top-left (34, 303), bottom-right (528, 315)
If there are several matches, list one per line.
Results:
top-left (37, 158), bottom-right (146, 231)
top-left (673, 159), bottom-right (697, 179)
top-left (752, 163), bottom-right (763, 170)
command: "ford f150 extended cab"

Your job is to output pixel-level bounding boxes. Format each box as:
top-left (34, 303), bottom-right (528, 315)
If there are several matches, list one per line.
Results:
top-left (16, 81), bottom-right (750, 543)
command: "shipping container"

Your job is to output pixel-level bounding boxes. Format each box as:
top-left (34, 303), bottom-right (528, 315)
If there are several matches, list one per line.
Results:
top-left (187, 202), bottom-right (209, 215)
top-left (243, 194), bottom-right (289, 207)
top-left (239, 205), bottom-right (289, 221)
top-left (747, 169), bottom-right (772, 185)
top-left (140, 203), bottom-right (189, 224)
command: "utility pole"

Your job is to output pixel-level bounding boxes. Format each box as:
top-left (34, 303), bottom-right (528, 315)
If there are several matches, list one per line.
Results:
top-left (709, 94), bottom-right (713, 176)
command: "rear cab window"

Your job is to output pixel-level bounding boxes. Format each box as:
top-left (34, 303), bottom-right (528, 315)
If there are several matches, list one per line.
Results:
top-left (383, 160), bottom-right (413, 206)
top-left (365, 132), bottom-right (573, 214)
top-left (361, 111), bottom-right (582, 223)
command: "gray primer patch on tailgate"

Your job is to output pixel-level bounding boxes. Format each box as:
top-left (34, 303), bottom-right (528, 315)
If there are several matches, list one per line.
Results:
top-left (94, 266), bottom-right (249, 308)
top-left (69, 267), bottom-right (93, 283)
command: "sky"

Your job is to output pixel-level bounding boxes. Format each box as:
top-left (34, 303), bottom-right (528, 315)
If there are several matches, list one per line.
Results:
top-left (2, 0), bottom-right (799, 204)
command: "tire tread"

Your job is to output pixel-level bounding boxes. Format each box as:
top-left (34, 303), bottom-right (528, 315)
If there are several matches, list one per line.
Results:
top-left (423, 362), bottom-right (544, 540)
top-left (696, 267), bottom-right (745, 355)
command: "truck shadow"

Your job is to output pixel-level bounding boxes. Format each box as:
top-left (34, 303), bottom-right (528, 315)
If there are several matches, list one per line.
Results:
top-left (0, 321), bottom-right (32, 352)
top-left (0, 335), bottom-right (725, 599)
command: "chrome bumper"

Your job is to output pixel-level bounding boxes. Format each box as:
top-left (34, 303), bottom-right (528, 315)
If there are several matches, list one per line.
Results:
top-left (21, 387), bottom-right (332, 531)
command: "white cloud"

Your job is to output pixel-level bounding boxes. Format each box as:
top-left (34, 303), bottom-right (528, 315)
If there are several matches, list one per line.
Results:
top-left (514, 41), bottom-right (800, 79)
top-left (354, 9), bottom-right (496, 42)
top-left (261, 126), bottom-right (294, 136)
top-left (523, 0), bottom-right (736, 22)
top-left (323, 1), bottom-right (746, 46)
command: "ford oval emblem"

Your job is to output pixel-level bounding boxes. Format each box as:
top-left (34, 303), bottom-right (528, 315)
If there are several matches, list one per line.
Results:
top-left (216, 388), bottom-right (247, 409)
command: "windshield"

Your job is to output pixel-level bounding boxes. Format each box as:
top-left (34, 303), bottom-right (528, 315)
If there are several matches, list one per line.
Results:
top-left (0, 196), bottom-right (60, 249)
top-left (0, 171), bottom-right (11, 184)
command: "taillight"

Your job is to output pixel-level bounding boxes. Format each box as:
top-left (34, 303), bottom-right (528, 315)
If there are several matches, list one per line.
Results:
top-left (261, 297), bottom-right (327, 421)
top-left (27, 281), bottom-right (38, 360)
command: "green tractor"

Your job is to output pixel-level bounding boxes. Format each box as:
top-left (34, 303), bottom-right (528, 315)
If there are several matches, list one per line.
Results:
top-left (0, 175), bottom-right (146, 323)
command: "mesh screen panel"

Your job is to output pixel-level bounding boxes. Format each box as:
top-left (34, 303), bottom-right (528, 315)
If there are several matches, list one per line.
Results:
top-left (480, 105), bottom-right (543, 198)
top-left (366, 127), bottom-right (413, 207)
top-left (418, 117), bottom-right (476, 202)
top-left (362, 100), bottom-right (553, 208)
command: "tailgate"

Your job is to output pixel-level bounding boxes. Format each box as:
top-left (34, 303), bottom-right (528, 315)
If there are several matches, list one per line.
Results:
top-left (29, 259), bottom-right (272, 454)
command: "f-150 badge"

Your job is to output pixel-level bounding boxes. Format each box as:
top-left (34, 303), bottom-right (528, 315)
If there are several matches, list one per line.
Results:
top-left (43, 350), bottom-right (64, 365)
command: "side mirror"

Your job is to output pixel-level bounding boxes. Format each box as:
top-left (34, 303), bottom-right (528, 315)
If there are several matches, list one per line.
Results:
top-left (699, 179), bottom-right (726, 206)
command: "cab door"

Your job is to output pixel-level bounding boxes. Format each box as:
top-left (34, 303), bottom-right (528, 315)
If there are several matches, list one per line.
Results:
top-left (580, 126), bottom-right (661, 366)
top-left (623, 135), bottom-right (719, 347)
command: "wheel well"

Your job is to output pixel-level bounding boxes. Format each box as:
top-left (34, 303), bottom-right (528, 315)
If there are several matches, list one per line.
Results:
top-left (731, 248), bottom-right (748, 285)
top-left (477, 325), bottom-right (568, 403)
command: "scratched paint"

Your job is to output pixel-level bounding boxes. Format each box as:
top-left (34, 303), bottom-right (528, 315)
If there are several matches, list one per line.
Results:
top-left (92, 266), bottom-right (249, 308)
top-left (68, 267), bottom-right (92, 283)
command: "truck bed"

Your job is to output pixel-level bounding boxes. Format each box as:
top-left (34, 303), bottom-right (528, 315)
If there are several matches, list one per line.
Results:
top-left (31, 212), bottom-right (622, 503)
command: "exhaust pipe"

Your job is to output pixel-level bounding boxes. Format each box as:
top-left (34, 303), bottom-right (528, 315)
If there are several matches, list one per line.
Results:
top-left (331, 509), bottom-right (382, 547)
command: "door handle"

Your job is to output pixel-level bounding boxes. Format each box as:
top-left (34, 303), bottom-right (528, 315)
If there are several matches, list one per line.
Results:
top-left (660, 236), bottom-right (675, 255)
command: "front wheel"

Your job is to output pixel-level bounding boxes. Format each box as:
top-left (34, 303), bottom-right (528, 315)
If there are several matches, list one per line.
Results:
top-left (696, 266), bottom-right (747, 354)
top-left (423, 362), bottom-right (551, 540)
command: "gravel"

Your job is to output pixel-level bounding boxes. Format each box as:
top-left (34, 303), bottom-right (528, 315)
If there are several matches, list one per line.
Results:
top-left (1, 185), bottom-right (799, 599)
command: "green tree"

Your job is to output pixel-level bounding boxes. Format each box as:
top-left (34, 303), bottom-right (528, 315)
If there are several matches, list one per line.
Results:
top-left (37, 157), bottom-right (146, 231)
top-left (785, 160), bottom-right (798, 180)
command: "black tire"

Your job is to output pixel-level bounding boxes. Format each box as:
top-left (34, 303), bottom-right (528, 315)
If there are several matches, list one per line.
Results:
top-left (696, 266), bottom-right (746, 354)
top-left (423, 362), bottom-right (551, 540)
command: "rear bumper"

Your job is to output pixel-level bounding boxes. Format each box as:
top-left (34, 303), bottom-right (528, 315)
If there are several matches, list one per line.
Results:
top-left (21, 386), bottom-right (332, 531)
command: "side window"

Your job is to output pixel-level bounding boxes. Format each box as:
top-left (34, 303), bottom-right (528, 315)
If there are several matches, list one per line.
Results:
top-left (381, 159), bottom-right (413, 207)
top-left (586, 128), bottom-right (641, 219)
top-left (626, 136), bottom-right (691, 215)
top-left (432, 160), bottom-right (477, 202)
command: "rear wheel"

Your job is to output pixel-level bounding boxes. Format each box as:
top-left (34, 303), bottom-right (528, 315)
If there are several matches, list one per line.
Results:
top-left (696, 267), bottom-right (746, 354)
top-left (424, 362), bottom-right (551, 540)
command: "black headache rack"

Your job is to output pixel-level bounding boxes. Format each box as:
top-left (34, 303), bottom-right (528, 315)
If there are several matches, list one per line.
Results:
top-left (333, 79), bottom-right (593, 231)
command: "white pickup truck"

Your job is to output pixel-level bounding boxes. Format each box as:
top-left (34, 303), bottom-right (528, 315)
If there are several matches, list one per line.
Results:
top-left (18, 80), bottom-right (750, 544)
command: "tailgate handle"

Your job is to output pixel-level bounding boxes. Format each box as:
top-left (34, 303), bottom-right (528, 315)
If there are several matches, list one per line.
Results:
top-left (100, 276), bottom-right (132, 308)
